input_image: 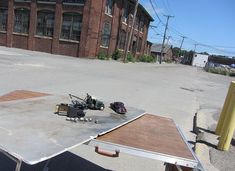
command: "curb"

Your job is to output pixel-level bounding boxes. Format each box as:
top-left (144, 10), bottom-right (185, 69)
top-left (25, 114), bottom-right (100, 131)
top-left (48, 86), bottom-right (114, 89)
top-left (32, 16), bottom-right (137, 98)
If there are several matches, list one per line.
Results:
top-left (195, 143), bottom-right (219, 171)
top-left (194, 111), bottom-right (220, 171)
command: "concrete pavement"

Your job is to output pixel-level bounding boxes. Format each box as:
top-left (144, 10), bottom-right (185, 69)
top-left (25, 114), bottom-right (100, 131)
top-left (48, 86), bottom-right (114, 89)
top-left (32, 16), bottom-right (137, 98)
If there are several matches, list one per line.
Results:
top-left (0, 46), bottom-right (233, 170)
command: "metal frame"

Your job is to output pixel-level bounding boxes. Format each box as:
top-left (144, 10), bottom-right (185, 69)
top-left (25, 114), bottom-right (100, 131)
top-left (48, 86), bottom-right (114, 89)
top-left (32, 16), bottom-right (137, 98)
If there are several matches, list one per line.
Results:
top-left (0, 148), bottom-right (22, 171)
top-left (0, 148), bottom-right (52, 171)
top-left (89, 139), bottom-right (200, 169)
top-left (176, 125), bottom-right (204, 171)
top-left (88, 120), bottom-right (205, 171)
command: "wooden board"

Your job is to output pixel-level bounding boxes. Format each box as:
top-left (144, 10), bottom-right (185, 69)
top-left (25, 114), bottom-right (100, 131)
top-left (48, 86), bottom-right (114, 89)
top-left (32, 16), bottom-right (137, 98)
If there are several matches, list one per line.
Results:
top-left (97, 114), bottom-right (194, 160)
top-left (0, 90), bottom-right (50, 102)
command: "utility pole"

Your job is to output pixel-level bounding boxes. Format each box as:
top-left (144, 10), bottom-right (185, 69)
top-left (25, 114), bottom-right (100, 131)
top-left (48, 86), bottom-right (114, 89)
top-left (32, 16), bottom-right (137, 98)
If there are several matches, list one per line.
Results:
top-left (166, 36), bottom-right (171, 45)
top-left (178, 36), bottom-right (186, 57)
top-left (194, 43), bottom-right (198, 53)
top-left (160, 15), bottom-right (174, 64)
top-left (123, 0), bottom-right (138, 63)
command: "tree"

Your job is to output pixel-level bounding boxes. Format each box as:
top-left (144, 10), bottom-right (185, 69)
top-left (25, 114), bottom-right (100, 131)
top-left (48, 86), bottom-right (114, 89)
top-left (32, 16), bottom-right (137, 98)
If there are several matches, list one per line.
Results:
top-left (172, 47), bottom-right (180, 57)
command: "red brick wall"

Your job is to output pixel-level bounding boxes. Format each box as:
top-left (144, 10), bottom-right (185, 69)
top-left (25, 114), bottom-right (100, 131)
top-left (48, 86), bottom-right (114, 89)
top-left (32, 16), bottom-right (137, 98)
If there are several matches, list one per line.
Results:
top-left (83, 0), bottom-right (104, 57)
top-left (107, 1), bottom-right (122, 56)
top-left (6, 0), bottom-right (14, 47)
top-left (0, 33), bottom-right (6, 46)
top-left (78, 0), bottom-right (91, 57)
top-left (34, 37), bottom-right (52, 53)
top-left (28, 0), bottom-right (36, 50)
top-left (12, 34), bottom-right (28, 49)
top-left (52, 1), bottom-right (62, 54)
top-left (59, 41), bottom-right (79, 57)
top-left (1, 0), bottom-right (152, 59)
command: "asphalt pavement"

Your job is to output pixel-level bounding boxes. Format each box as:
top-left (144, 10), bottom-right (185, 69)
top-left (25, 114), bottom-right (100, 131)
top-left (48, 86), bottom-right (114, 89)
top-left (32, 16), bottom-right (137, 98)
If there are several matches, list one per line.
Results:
top-left (0, 46), bottom-right (234, 170)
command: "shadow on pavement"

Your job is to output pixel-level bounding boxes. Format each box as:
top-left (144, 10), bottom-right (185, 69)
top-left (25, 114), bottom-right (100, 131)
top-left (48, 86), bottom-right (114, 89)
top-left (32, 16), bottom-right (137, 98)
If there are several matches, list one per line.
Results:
top-left (231, 138), bottom-right (235, 146)
top-left (0, 151), bottom-right (110, 171)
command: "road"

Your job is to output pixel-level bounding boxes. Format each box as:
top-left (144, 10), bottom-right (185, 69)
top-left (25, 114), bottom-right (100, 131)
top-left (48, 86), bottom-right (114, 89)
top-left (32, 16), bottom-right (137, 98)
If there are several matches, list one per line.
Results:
top-left (0, 46), bottom-right (233, 170)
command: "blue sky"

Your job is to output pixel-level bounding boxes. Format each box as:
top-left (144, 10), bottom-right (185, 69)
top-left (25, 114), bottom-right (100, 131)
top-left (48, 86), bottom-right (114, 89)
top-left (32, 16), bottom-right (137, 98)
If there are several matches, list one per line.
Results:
top-left (140, 0), bottom-right (235, 57)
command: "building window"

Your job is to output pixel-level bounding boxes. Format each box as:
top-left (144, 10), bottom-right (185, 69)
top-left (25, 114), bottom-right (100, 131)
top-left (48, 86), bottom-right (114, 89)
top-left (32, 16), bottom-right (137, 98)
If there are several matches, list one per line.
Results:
top-left (61, 13), bottom-right (82, 41)
top-left (105, 0), bottom-right (113, 15)
top-left (15, 0), bottom-right (32, 2)
top-left (37, 0), bottom-right (56, 4)
top-left (139, 16), bottom-right (144, 32)
top-left (63, 0), bottom-right (85, 4)
top-left (131, 35), bottom-right (137, 52)
top-left (0, 9), bottom-right (7, 32)
top-left (118, 29), bottom-right (126, 50)
top-left (101, 22), bottom-right (111, 47)
top-left (135, 15), bottom-right (140, 30)
top-left (36, 10), bottom-right (55, 37)
top-left (122, 1), bottom-right (128, 23)
top-left (14, 8), bottom-right (30, 34)
top-left (137, 37), bottom-right (142, 52)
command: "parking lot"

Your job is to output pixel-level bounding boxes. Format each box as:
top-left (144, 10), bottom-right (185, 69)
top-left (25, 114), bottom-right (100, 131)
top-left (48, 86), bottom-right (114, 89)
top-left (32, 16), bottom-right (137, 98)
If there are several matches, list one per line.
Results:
top-left (0, 46), bottom-right (233, 170)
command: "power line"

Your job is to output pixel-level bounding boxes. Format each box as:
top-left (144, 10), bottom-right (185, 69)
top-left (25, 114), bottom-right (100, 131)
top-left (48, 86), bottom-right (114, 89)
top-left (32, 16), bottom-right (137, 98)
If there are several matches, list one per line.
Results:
top-left (149, 0), bottom-right (164, 25)
top-left (149, 26), bottom-right (164, 38)
top-left (147, 0), bottom-right (235, 56)
top-left (212, 46), bottom-right (235, 49)
top-left (162, 0), bottom-right (171, 15)
top-left (165, 0), bottom-right (175, 15)
top-left (168, 27), bottom-right (235, 55)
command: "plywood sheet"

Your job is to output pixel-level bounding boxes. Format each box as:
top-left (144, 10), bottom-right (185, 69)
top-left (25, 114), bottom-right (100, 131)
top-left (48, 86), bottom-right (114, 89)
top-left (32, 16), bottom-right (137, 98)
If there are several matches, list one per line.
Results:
top-left (97, 114), bottom-right (194, 160)
top-left (0, 90), bottom-right (50, 102)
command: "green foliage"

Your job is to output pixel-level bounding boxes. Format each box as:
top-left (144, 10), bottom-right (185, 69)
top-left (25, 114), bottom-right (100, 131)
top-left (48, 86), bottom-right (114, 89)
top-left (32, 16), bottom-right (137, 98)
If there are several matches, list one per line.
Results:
top-left (127, 53), bottom-right (135, 62)
top-left (208, 68), bottom-right (228, 76)
top-left (164, 58), bottom-right (173, 63)
top-left (112, 49), bottom-right (122, 60)
top-left (230, 70), bottom-right (235, 76)
top-left (172, 47), bottom-right (180, 56)
top-left (97, 51), bottom-right (108, 60)
top-left (139, 55), bottom-right (156, 63)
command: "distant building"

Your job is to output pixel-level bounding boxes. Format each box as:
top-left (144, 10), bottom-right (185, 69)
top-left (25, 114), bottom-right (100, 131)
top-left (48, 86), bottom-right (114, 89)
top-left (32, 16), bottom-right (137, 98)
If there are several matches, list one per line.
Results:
top-left (0, 0), bottom-right (153, 58)
top-left (145, 41), bottom-right (152, 55)
top-left (151, 43), bottom-right (173, 61)
top-left (192, 53), bottom-right (209, 67)
top-left (208, 55), bottom-right (235, 65)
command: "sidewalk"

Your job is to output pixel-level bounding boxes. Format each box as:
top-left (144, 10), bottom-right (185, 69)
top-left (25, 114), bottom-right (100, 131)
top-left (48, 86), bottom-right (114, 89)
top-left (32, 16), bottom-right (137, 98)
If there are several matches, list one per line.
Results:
top-left (194, 102), bottom-right (235, 171)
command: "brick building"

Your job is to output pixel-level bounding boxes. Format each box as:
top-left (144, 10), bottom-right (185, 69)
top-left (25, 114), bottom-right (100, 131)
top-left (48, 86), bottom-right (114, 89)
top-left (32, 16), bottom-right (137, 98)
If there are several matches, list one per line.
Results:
top-left (0, 0), bottom-right (153, 58)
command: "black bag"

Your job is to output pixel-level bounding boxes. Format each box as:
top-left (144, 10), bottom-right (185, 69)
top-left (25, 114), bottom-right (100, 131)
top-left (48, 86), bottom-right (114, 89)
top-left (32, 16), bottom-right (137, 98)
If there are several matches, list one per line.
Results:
top-left (110, 102), bottom-right (127, 114)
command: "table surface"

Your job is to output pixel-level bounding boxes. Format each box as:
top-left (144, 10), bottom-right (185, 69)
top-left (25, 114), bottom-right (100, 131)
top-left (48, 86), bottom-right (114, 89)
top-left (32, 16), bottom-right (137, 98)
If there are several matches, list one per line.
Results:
top-left (0, 92), bottom-right (145, 165)
top-left (97, 114), bottom-right (194, 160)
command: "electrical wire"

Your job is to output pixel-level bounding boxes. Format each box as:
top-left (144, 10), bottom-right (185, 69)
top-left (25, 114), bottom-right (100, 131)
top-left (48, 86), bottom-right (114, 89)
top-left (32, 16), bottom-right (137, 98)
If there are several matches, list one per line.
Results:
top-left (148, 0), bottom-right (235, 55)
top-left (149, 0), bottom-right (165, 25)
